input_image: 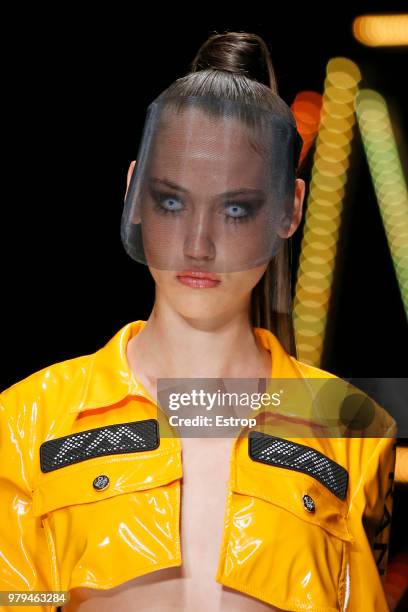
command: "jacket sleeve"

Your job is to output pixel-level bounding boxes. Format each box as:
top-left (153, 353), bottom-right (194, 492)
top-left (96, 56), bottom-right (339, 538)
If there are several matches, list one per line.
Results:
top-left (0, 389), bottom-right (55, 612)
top-left (362, 433), bottom-right (397, 584)
top-left (348, 431), bottom-right (397, 612)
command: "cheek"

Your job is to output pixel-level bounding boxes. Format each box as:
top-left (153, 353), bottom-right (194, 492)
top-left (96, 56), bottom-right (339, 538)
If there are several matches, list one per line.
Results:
top-left (230, 266), bottom-right (268, 292)
top-left (149, 269), bottom-right (173, 287)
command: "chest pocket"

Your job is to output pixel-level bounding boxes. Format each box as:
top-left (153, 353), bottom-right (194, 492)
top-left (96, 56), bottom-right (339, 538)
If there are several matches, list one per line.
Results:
top-left (220, 432), bottom-right (353, 612)
top-left (32, 419), bottom-right (183, 593)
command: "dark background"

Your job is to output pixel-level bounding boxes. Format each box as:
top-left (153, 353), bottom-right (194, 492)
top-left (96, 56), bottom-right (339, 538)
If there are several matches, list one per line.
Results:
top-left (2, 3), bottom-right (407, 385)
top-left (2, 1), bottom-right (407, 587)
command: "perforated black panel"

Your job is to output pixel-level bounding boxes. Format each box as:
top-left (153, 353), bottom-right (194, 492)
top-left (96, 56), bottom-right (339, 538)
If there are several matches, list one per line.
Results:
top-left (40, 419), bottom-right (159, 473)
top-left (248, 431), bottom-right (348, 500)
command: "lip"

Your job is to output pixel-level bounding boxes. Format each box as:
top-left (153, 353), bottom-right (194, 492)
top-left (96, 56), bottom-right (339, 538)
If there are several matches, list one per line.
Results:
top-left (177, 270), bottom-right (221, 281)
top-left (176, 270), bottom-right (221, 288)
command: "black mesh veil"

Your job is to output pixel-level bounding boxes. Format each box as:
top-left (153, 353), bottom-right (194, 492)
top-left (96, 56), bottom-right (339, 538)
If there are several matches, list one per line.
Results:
top-left (121, 94), bottom-right (302, 273)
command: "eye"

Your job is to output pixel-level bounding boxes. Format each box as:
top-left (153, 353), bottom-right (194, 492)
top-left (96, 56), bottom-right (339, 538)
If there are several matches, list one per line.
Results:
top-left (160, 196), bottom-right (183, 212)
top-left (151, 190), bottom-right (184, 215)
top-left (224, 202), bottom-right (255, 223)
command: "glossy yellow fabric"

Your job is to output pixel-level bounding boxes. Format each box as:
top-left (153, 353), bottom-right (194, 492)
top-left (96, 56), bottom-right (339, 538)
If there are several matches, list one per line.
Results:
top-left (0, 320), bottom-right (396, 611)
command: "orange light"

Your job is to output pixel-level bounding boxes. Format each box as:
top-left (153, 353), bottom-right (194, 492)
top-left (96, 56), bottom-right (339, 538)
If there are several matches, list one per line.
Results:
top-left (353, 14), bottom-right (408, 47)
top-left (291, 91), bottom-right (323, 167)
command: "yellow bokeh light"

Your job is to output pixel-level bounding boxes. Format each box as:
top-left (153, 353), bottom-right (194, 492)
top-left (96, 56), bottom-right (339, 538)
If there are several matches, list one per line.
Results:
top-left (294, 57), bottom-right (361, 365)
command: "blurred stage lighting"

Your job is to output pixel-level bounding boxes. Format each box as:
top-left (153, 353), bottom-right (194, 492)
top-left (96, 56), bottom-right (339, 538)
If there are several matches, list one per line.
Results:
top-left (294, 58), bottom-right (361, 366)
top-left (355, 89), bottom-right (408, 320)
top-left (353, 14), bottom-right (408, 47)
top-left (291, 91), bottom-right (323, 167)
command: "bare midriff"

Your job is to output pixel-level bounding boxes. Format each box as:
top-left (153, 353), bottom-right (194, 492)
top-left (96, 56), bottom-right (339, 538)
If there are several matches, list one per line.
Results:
top-left (62, 436), bottom-right (285, 611)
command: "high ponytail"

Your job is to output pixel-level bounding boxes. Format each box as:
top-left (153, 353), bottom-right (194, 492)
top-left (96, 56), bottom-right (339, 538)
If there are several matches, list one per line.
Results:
top-left (190, 31), bottom-right (278, 94)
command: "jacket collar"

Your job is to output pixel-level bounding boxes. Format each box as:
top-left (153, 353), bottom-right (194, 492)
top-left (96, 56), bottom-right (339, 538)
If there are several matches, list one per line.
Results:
top-left (70, 319), bottom-right (299, 414)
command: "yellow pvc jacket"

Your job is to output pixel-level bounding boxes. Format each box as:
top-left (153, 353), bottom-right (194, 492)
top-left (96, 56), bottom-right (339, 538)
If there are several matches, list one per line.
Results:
top-left (0, 320), bottom-right (396, 612)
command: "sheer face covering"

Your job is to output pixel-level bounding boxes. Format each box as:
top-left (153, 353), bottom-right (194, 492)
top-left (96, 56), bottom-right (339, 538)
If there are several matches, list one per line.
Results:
top-left (121, 95), bottom-right (302, 273)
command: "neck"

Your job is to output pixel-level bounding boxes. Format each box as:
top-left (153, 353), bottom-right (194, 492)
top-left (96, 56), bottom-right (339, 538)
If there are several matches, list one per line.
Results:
top-left (126, 303), bottom-right (271, 382)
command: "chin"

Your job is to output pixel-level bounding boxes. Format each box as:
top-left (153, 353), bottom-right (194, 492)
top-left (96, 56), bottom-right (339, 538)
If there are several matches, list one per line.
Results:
top-left (170, 281), bottom-right (243, 319)
top-left (170, 293), bottom-right (227, 320)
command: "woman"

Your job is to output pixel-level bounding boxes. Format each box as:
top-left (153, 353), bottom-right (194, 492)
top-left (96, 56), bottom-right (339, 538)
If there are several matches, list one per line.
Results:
top-left (0, 31), bottom-right (396, 612)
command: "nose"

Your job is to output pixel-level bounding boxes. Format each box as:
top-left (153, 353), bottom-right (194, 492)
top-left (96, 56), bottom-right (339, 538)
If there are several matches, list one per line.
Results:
top-left (183, 209), bottom-right (216, 262)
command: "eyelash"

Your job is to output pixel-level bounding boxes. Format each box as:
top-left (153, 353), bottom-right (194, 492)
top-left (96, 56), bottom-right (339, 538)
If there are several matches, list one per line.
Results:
top-left (152, 191), bottom-right (257, 224)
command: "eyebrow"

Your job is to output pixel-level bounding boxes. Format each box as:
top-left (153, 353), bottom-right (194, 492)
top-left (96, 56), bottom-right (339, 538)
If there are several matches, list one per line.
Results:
top-left (148, 177), bottom-right (265, 199)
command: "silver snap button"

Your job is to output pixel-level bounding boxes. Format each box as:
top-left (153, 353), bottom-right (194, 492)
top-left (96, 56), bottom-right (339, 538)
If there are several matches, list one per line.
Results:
top-left (93, 474), bottom-right (110, 491)
top-left (302, 494), bottom-right (315, 512)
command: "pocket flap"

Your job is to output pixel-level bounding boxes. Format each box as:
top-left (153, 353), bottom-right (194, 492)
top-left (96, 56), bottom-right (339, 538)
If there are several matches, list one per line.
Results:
top-left (33, 419), bottom-right (182, 517)
top-left (233, 432), bottom-right (353, 542)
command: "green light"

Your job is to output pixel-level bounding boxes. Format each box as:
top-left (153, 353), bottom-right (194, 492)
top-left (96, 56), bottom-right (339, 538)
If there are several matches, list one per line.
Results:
top-left (356, 89), bottom-right (408, 316)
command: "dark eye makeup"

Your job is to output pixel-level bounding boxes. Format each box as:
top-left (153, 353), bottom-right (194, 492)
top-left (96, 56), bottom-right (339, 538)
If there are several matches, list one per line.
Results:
top-left (149, 188), bottom-right (264, 224)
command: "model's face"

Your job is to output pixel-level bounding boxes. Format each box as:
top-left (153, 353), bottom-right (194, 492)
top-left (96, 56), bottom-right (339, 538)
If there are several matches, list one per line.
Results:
top-left (126, 106), bottom-right (305, 321)
top-left (139, 106), bottom-right (285, 274)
